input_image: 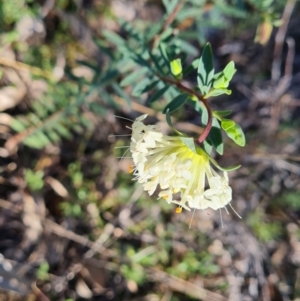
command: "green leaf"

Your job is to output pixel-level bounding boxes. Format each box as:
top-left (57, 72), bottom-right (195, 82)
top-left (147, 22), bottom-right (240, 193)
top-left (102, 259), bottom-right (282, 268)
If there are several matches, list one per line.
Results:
top-left (209, 155), bottom-right (241, 172)
top-left (99, 89), bottom-right (118, 107)
top-left (162, 0), bottom-right (179, 15)
top-left (221, 119), bottom-right (235, 131)
top-left (182, 58), bottom-right (199, 76)
top-left (55, 124), bottom-right (72, 139)
top-left (179, 137), bottom-right (196, 153)
top-left (207, 117), bottom-right (223, 155)
top-left (46, 129), bottom-right (61, 143)
top-left (162, 93), bottom-right (189, 114)
top-left (120, 68), bottom-right (148, 87)
top-left (24, 132), bottom-right (51, 149)
top-left (111, 82), bottom-right (131, 106)
top-left (214, 110), bottom-right (232, 118)
top-left (149, 51), bottom-right (168, 74)
top-left (203, 140), bottom-right (213, 155)
top-left (139, 80), bottom-right (160, 94)
top-left (189, 100), bottom-right (208, 124)
top-left (212, 75), bottom-right (226, 89)
top-left (149, 86), bottom-right (170, 103)
top-left (102, 30), bottom-right (125, 46)
top-left (132, 78), bottom-right (151, 96)
top-left (197, 43), bottom-right (214, 95)
top-left (223, 61), bottom-right (236, 82)
top-left (11, 118), bottom-right (27, 131)
top-left (212, 61), bottom-right (236, 90)
top-left (159, 43), bottom-right (170, 62)
top-left (165, 109), bottom-right (184, 136)
top-left (119, 19), bottom-right (142, 41)
top-left (99, 69), bottom-right (119, 85)
top-left (224, 123), bottom-right (246, 147)
top-left (192, 98), bottom-right (223, 154)
top-left (132, 53), bottom-right (152, 69)
top-left (177, 39), bottom-right (198, 56)
top-left (204, 88), bottom-right (231, 98)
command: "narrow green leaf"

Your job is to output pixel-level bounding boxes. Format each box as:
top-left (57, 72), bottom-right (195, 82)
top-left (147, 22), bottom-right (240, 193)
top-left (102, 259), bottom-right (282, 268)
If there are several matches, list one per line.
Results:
top-left (214, 110), bottom-right (232, 117)
top-left (180, 137), bottom-right (196, 153)
top-left (163, 93), bottom-right (189, 114)
top-left (204, 88), bottom-right (231, 98)
top-left (197, 43), bottom-right (214, 95)
top-left (149, 51), bottom-right (168, 74)
top-left (76, 60), bottom-right (98, 71)
top-left (203, 140), bottom-right (213, 155)
top-left (10, 118), bottom-right (27, 132)
top-left (55, 124), bottom-right (72, 139)
top-left (102, 30), bottom-right (125, 46)
top-left (24, 132), bottom-right (51, 149)
top-left (145, 21), bottom-right (163, 42)
top-left (207, 117), bottom-right (223, 155)
top-left (148, 86), bottom-right (170, 103)
top-left (95, 39), bottom-right (114, 59)
top-left (139, 80), bottom-right (160, 94)
top-left (132, 53), bottom-right (152, 69)
top-left (47, 129), bottom-right (61, 143)
top-left (182, 58), bottom-right (199, 76)
top-left (162, 0), bottom-right (179, 15)
top-left (119, 19), bottom-right (142, 41)
top-left (132, 78), bottom-right (151, 96)
top-left (209, 155), bottom-right (241, 171)
top-left (120, 68), bottom-right (148, 87)
top-left (159, 43), bottom-right (169, 62)
top-left (100, 90), bottom-right (119, 108)
top-left (99, 69), bottom-right (119, 85)
top-left (224, 123), bottom-right (246, 147)
top-left (89, 103), bottom-right (106, 115)
top-left (165, 109), bottom-right (184, 136)
top-left (111, 82), bottom-right (131, 106)
top-left (188, 99), bottom-right (208, 124)
top-left (223, 61), bottom-right (236, 82)
top-left (177, 39), bottom-right (198, 56)
top-left (158, 27), bottom-right (174, 42)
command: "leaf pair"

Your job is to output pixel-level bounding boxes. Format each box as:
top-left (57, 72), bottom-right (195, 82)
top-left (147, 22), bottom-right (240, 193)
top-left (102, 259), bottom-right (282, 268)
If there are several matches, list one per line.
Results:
top-left (197, 44), bottom-right (236, 99)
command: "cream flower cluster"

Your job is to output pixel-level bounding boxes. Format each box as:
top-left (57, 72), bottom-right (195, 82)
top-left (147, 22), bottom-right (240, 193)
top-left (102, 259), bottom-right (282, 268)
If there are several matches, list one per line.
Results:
top-left (130, 115), bottom-right (232, 211)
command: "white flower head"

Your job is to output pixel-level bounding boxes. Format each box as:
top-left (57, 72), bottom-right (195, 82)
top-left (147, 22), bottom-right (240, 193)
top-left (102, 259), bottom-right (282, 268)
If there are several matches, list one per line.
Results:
top-left (130, 115), bottom-right (233, 212)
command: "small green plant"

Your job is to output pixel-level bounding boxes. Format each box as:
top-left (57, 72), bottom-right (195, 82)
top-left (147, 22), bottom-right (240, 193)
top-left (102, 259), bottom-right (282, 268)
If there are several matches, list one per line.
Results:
top-left (36, 261), bottom-right (50, 281)
top-left (24, 169), bottom-right (44, 191)
top-left (120, 263), bottom-right (147, 285)
top-left (167, 251), bottom-right (219, 278)
top-left (247, 211), bottom-right (282, 242)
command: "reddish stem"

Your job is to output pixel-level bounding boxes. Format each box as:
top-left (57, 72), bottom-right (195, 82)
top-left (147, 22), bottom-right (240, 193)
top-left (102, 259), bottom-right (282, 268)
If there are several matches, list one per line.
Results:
top-left (157, 75), bottom-right (213, 144)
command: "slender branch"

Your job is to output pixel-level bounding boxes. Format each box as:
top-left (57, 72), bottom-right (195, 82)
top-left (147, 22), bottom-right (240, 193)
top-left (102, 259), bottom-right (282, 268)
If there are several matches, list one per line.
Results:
top-left (271, 0), bottom-right (296, 81)
top-left (151, 0), bottom-right (187, 49)
top-left (157, 75), bottom-right (213, 144)
top-left (0, 56), bottom-right (55, 80)
top-left (162, 0), bottom-right (186, 32)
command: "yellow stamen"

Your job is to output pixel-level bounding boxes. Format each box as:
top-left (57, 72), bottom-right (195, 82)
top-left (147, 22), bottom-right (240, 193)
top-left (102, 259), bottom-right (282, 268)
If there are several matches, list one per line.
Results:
top-left (176, 206), bottom-right (182, 214)
top-left (128, 165), bottom-right (134, 174)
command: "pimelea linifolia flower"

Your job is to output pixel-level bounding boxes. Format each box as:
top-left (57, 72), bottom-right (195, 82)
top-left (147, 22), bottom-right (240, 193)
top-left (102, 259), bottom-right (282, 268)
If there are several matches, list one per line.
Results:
top-left (130, 115), bottom-right (232, 212)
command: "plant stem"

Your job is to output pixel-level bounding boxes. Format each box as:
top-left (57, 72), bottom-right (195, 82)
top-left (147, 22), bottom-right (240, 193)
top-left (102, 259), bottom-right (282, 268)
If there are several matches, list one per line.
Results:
top-left (151, 0), bottom-right (187, 49)
top-left (157, 75), bottom-right (213, 144)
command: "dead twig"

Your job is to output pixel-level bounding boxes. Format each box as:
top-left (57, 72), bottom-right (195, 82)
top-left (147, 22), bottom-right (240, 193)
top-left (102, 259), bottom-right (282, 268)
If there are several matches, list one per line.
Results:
top-left (271, 0), bottom-right (296, 81)
top-left (147, 267), bottom-right (228, 301)
top-left (0, 56), bottom-right (54, 80)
